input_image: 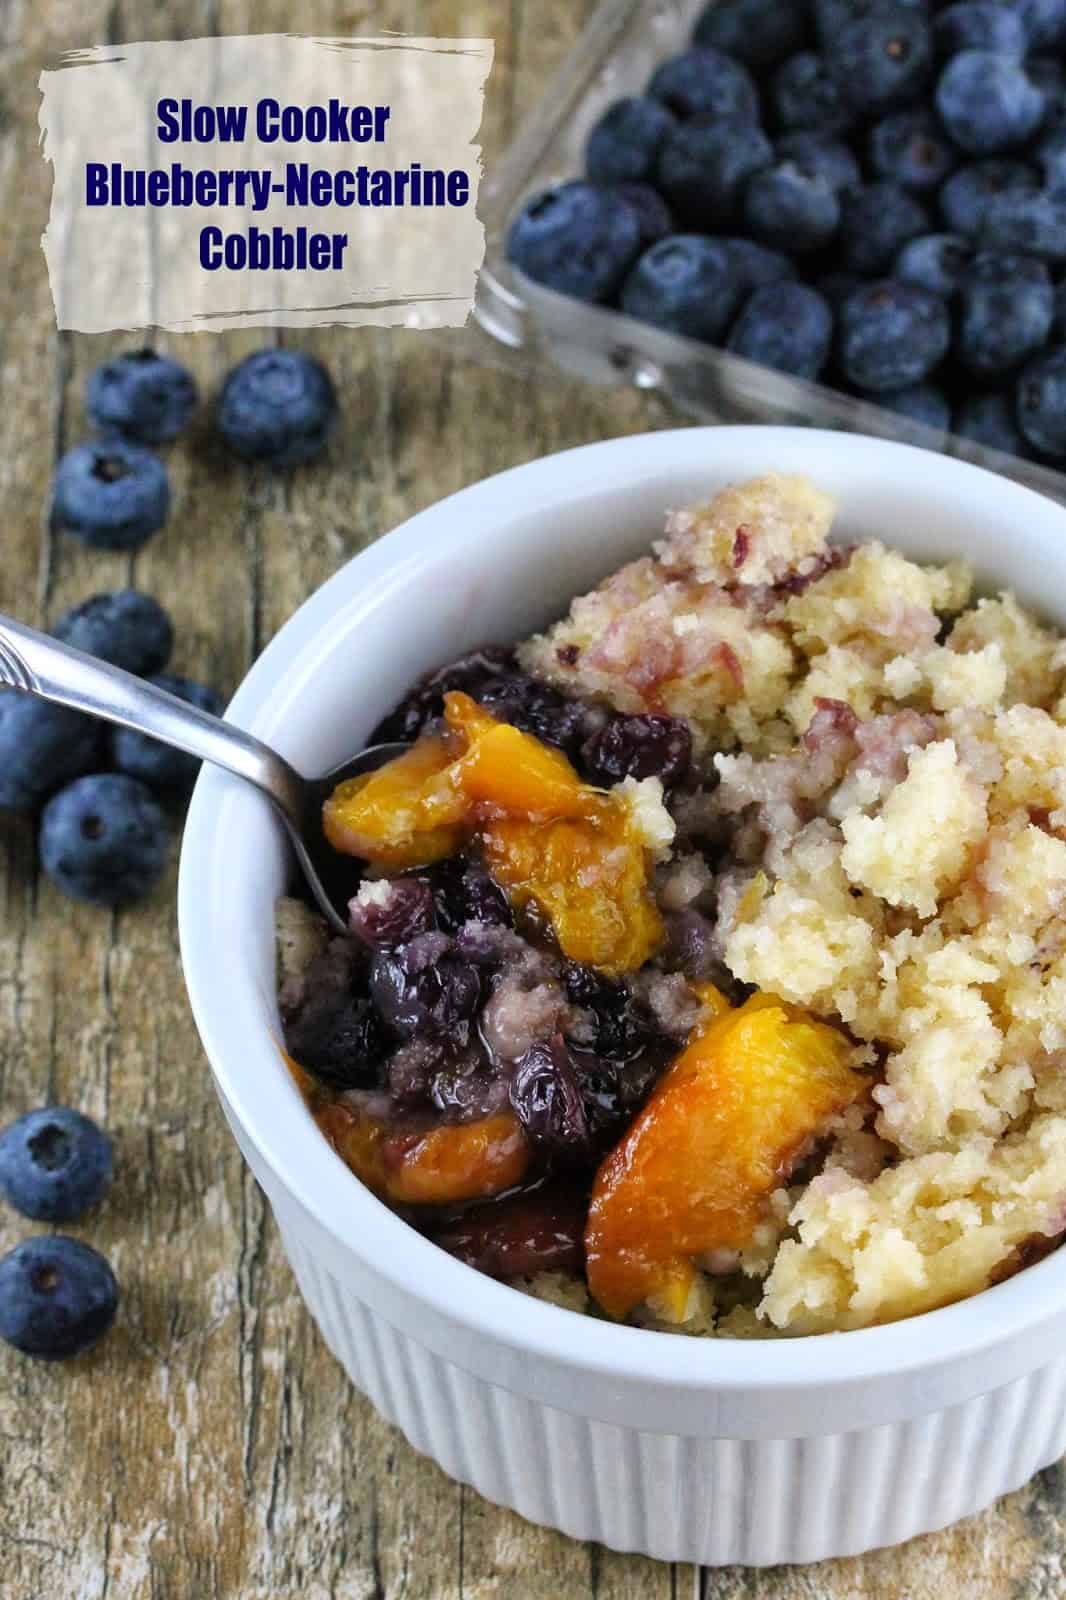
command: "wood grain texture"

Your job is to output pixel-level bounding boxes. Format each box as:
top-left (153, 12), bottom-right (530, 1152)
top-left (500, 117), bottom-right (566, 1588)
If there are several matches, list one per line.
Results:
top-left (0, 2), bottom-right (1055, 1595)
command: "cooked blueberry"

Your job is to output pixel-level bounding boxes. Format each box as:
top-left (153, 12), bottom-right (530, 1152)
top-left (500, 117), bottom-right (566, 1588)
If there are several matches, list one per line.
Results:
top-left (370, 933), bottom-right (482, 1047)
top-left (839, 278), bottom-right (951, 391)
top-left (0, 1236), bottom-right (118, 1361)
top-left (430, 1053), bottom-right (504, 1120)
top-left (52, 439), bottom-right (169, 551)
top-left (647, 47), bottom-right (760, 123)
top-left (571, 1051), bottom-right (663, 1147)
top-left (53, 590), bottom-right (173, 677)
top-left (954, 390), bottom-right (1029, 454)
top-left (620, 235), bottom-right (742, 341)
top-left (372, 646), bottom-right (581, 755)
top-left (839, 183), bottom-right (931, 274)
top-left (656, 116), bottom-right (773, 226)
top-left (348, 877), bottom-right (435, 949)
top-left (1017, 345), bottom-right (1066, 456)
top-left (771, 52), bottom-right (856, 136)
top-left (611, 183), bottom-right (675, 249)
top-left (38, 774), bottom-right (169, 906)
top-left (727, 282), bottom-right (834, 380)
top-left (428, 1184), bottom-right (588, 1279)
top-left (111, 674), bottom-right (224, 791)
top-left (421, 857), bottom-right (513, 933)
top-left (894, 231), bottom-right (975, 295)
top-left (877, 382), bottom-right (951, 432)
top-left (0, 696), bottom-right (100, 814)
top-left (939, 159), bottom-right (1040, 235)
top-left (693, 0), bottom-right (811, 68)
top-left (0, 1108), bottom-right (112, 1223)
top-left (509, 1036), bottom-right (590, 1161)
top-left (476, 677), bottom-right (586, 754)
top-left (959, 252), bottom-right (1053, 376)
top-left (1007, 0), bottom-right (1066, 48)
top-left (981, 190), bottom-right (1066, 259)
top-left (776, 132), bottom-right (862, 194)
top-left (868, 109), bottom-right (956, 193)
top-left (585, 96), bottom-right (677, 185)
top-left (286, 989), bottom-right (386, 1089)
top-left (936, 51), bottom-right (1046, 155)
top-left (743, 162), bottom-right (841, 253)
top-left (719, 238), bottom-right (796, 296)
top-left (581, 713), bottom-right (692, 789)
top-left (216, 349), bottom-right (337, 468)
top-left (563, 963), bottom-right (654, 1062)
top-left (86, 348), bottom-right (197, 445)
top-left (664, 908), bottom-right (724, 980)
top-left (825, 7), bottom-right (933, 114)
top-left (934, 2), bottom-right (1028, 55)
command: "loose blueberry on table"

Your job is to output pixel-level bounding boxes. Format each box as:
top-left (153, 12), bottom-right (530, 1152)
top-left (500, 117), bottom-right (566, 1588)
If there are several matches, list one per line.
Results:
top-left (0, 1107), bottom-right (113, 1223)
top-left (0, 1236), bottom-right (119, 1361)
top-left (86, 348), bottom-right (198, 445)
top-left (505, 0), bottom-right (1066, 462)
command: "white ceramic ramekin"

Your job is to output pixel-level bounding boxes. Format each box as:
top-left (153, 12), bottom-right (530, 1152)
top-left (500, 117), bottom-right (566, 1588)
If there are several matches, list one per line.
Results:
top-left (180, 428), bottom-right (1066, 1566)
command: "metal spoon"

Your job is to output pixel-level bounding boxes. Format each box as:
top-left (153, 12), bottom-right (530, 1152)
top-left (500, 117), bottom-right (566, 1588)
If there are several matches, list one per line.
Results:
top-left (0, 613), bottom-right (406, 935)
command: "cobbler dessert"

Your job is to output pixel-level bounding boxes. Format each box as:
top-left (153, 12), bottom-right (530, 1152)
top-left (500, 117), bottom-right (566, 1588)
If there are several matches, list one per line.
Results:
top-left (277, 472), bottom-right (1066, 1337)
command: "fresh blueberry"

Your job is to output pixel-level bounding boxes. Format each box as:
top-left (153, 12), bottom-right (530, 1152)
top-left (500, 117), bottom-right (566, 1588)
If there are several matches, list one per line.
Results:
top-left (1053, 277), bottom-right (1066, 337)
top-left (867, 109), bottom-right (957, 193)
top-left (727, 282), bottom-right (834, 380)
top-left (954, 390), bottom-right (1029, 453)
top-left (825, 7), bottom-right (934, 114)
top-left (815, 0), bottom-right (930, 43)
top-left (620, 235), bottom-right (742, 341)
top-left (895, 232), bottom-right (975, 295)
top-left (0, 1108), bottom-right (113, 1223)
top-left (776, 132), bottom-right (862, 194)
top-left (1017, 345), bottom-right (1066, 455)
top-left (581, 714), bottom-right (692, 788)
top-left (111, 674), bottom-right (224, 791)
top-left (1037, 128), bottom-right (1066, 192)
top-left (839, 183), bottom-right (931, 274)
top-left (877, 382), bottom-right (951, 431)
top-left (693, 0), bottom-right (811, 68)
top-left (0, 1236), bottom-right (118, 1361)
top-left (939, 159), bottom-right (1040, 235)
top-left (1005, 0), bottom-right (1066, 48)
top-left (936, 51), bottom-right (1046, 155)
top-left (285, 989), bottom-right (387, 1089)
top-left (215, 349), bottom-right (337, 468)
top-left (39, 774), bottom-right (170, 906)
top-left (771, 52), bottom-right (856, 136)
top-left (959, 252), bottom-right (1054, 375)
top-left (506, 181), bottom-right (642, 305)
top-left (611, 183), bottom-right (676, 249)
top-left (648, 48), bottom-right (760, 122)
top-left (720, 237), bottom-right (797, 295)
top-left (0, 697), bottom-right (100, 814)
top-left (1030, 56), bottom-right (1066, 127)
top-left (52, 440), bottom-right (169, 551)
top-left (585, 96), bottom-right (678, 185)
top-left (743, 161), bottom-right (842, 253)
top-left (53, 590), bottom-right (173, 677)
top-left (86, 348), bottom-right (197, 445)
top-left (656, 116), bottom-right (773, 225)
top-left (839, 278), bottom-right (951, 390)
top-left (934, 2), bottom-right (1028, 55)
top-left (981, 190), bottom-right (1066, 258)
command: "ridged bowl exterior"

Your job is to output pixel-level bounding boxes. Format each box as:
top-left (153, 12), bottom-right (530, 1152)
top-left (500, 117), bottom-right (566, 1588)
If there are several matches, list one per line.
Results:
top-left (275, 1203), bottom-right (1066, 1565)
top-left (180, 429), bottom-right (1066, 1570)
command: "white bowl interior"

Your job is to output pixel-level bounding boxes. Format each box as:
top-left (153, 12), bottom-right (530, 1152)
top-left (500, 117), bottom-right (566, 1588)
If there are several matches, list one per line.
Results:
top-left (180, 427), bottom-right (1066, 1424)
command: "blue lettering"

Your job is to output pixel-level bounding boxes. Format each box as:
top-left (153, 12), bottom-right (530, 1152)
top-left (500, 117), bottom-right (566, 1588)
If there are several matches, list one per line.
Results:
top-left (85, 163), bottom-right (108, 205)
top-left (199, 225), bottom-right (223, 270)
top-left (156, 99), bottom-right (180, 143)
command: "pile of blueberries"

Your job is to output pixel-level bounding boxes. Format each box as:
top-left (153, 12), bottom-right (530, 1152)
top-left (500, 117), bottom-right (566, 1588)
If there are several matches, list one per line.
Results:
top-left (507, 0), bottom-right (1066, 460)
top-left (4, 345), bottom-right (339, 910)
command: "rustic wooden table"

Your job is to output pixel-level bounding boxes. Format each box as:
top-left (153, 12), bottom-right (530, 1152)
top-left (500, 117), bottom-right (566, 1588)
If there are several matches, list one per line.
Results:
top-left (0, 2), bottom-right (1058, 1595)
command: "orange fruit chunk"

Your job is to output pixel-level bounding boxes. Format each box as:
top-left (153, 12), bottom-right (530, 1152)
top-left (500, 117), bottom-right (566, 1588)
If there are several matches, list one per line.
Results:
top-left (585, 994), bottom-right (865, 1320)
top-left (322, 735), bottom-right (463, 871)
top-left (315, 1099), bottom-right (530, 1207)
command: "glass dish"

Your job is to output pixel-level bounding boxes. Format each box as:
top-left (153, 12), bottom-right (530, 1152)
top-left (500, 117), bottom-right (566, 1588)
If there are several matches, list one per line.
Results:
top-left (472, 0), bottom-right (1066, 502)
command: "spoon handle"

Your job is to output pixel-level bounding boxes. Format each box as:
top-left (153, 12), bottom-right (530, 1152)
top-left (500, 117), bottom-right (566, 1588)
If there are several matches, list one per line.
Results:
top-left (0, 612), bottom-right (307, 824)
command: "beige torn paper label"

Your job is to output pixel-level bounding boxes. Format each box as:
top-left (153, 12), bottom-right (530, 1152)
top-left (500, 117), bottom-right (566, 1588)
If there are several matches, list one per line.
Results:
top-left (39, 33), bottom-right (493, 332)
